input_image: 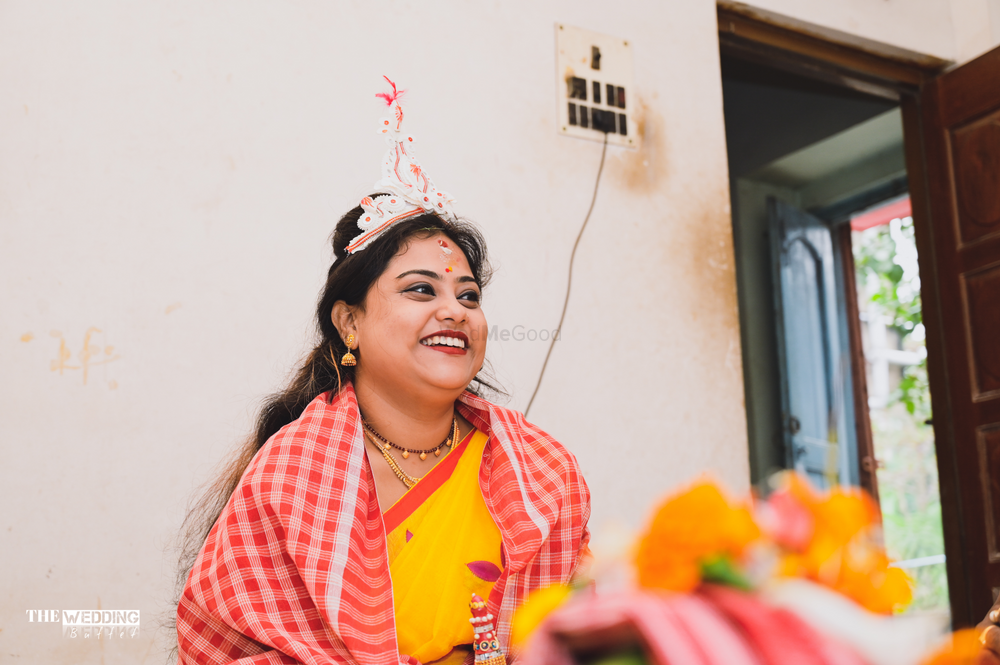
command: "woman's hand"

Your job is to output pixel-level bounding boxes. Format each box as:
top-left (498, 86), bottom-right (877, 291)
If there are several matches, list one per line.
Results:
top-left (979, 600), bottom-right (1000, 655)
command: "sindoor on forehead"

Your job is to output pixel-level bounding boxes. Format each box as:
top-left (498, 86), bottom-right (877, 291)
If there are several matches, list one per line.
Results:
top-left (911, 44), bottom-right (1000, 626)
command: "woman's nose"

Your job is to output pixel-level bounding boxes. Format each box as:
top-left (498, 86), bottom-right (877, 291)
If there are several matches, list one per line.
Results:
top-left (436, 294), bottom-right (467, 323)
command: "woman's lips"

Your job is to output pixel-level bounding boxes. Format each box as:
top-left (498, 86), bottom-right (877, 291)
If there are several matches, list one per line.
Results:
top-left (419, 332), bottom-right (469, 355)
top-left (426, 345), bottom-right (467, 355)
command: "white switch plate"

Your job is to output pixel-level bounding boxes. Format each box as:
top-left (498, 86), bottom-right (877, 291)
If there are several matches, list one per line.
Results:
top-left (555, 23), bottom-right (635, 149)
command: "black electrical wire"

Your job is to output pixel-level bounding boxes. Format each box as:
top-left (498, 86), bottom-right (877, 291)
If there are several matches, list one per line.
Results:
top-left (524, 133), bottom-right (609, 418)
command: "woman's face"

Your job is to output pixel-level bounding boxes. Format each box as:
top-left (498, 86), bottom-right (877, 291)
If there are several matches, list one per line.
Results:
top-left (349, 233), bottom-right (488, 400)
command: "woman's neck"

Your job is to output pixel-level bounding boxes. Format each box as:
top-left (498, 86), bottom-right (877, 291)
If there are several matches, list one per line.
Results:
top-left (353, 379), bottom-right (461, 451)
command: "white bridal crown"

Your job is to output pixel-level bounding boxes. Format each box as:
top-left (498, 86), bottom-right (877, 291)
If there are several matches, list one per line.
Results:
top-left (346, 77), bottom-right (458, 254)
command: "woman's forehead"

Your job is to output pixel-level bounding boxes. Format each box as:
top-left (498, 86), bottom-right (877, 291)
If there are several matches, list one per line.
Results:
top-left (391, 234), bottom-right (470, 271)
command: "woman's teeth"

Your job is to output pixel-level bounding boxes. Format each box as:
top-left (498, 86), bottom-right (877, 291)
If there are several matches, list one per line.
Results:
top-left (421, 336), bottom-right (466, 349)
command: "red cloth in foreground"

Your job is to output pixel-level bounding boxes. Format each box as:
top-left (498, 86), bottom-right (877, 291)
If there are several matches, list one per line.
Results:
top-left (518, 587), bottom-right (868, 665)
top-left (177, 385), bottom-right (590, 665)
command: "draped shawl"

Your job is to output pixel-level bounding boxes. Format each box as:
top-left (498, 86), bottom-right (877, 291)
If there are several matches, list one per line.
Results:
top-left (177, 385), bottom-right (591, 665)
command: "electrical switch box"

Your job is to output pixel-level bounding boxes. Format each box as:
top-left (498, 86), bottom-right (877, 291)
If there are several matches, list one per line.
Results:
top-left (556, 24), bottom-right (635, 148)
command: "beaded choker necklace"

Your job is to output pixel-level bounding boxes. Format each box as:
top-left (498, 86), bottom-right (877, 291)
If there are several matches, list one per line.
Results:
top-left (362, 417), bottom-right (458, 460)
top-left (362, 417), bottom-right (460, 489)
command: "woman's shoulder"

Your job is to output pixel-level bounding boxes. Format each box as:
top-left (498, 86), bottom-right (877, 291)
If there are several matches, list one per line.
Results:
top-left (463, 394), bottom-right (591, 536)
top-left (267, 391), bottom-right (353, 448)
top-left (460, 392), bottom-right (584, 480)
top-left (241, 391), bottom-right (358, 492)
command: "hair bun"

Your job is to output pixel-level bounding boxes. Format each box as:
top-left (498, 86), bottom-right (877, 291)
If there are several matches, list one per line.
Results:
top-left (332, 204), bottom-right (365, 260)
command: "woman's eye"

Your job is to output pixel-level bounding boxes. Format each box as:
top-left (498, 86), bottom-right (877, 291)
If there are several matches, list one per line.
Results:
top-left (404, 283), bottom-right (435, 297)
top-left (459, 290), bottom-right (481, 306)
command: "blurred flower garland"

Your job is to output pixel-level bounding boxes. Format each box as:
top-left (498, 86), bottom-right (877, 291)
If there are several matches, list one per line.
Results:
top-left (628, 473), bottom-right (912, 613)
top-left (509, 473), bottom-right (982, 663)
top-left (761, 474), bottom-right (911, 614)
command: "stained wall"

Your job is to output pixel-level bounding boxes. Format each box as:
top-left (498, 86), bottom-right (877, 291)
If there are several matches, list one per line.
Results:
top-left (0, 1), bottom-right (975, 662)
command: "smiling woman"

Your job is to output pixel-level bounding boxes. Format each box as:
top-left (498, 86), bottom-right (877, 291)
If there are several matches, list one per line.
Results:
top-left (172, 80), bottom-right (591, 665)
top-left (173, 203), bottom-right (591, 665)
top-left (329, 218), bottom-right (494, 511)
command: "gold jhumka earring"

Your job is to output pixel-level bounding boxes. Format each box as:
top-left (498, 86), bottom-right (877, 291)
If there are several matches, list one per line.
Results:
top-left (341, 334), bottom-right (357, 366)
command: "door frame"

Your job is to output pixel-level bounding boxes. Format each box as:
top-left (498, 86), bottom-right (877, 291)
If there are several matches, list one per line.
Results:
top-left (716, 1), bottom-right (981, 623)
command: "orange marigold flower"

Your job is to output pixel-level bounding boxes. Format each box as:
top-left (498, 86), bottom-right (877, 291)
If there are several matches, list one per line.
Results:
top-left (833, 553), bottom-right (912, 614)
top-left (635, 481), bottom-right (760, 592)
top-left (767, 473), bottom-right (910, 613)
top-left (922, 629), bottom-right (991, 665)
top-left (812, 490), bottom-right (879, 550)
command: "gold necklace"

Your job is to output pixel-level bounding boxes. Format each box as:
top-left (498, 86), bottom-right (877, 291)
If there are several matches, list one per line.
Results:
top-left (364, 418), bottom-right (460, 489)
top-left (366, 430), bottom-right (422, 489)
top-left (363, 417), bottom-right (458, 460)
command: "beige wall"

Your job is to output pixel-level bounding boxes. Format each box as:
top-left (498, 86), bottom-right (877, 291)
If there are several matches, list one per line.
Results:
top-left (0, 1), bottom-right (968, 663)
top-left (747, 0), bottom-right (1000, 63)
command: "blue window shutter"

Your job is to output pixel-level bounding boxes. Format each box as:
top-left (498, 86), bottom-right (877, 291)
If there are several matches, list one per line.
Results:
top-left (769, 197), bottom-right (854, 489)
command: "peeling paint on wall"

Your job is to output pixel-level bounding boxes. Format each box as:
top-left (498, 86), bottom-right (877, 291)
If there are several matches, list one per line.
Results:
top-left (49, 328), bottom-right (121, 386)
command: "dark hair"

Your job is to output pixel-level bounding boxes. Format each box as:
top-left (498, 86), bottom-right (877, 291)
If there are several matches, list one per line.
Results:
top-left (168, 200), bottom-right (499, 656)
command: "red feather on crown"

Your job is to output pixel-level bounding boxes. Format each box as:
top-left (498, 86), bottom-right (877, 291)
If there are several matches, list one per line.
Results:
top-left (375, 75), bottom-right (404, 106)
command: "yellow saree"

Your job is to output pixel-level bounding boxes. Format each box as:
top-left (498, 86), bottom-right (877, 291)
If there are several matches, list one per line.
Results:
top-left (384, 429), bottom-right (504, 664)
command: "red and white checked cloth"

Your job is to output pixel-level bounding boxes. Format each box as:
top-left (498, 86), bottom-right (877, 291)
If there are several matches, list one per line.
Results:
top-left (177, 385), bottom-right (591, 665)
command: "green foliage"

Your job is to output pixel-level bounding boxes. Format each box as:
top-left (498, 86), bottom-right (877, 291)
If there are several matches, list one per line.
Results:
top-left (853, 217), bottom-right (922, 338)
top-left (852, 215), bottom-right (949, 616)
top-left (898, 363), bottom-right (930, 418)
top-left (854, 217), bottom-right (931, 419)
top-left (700, 555), bottom-right (754, 591)
top-left (873, 401), bottom-right (948, 612)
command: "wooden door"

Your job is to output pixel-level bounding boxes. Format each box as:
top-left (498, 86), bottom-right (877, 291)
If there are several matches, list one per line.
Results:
top-left (910, 45), bottom-right (1000, 626)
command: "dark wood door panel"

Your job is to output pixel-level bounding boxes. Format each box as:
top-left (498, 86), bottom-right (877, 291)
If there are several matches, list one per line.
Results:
top-left (939, 47), bottom-right (1000, 126)
top-left (917, 44), bottom-right (1000, 624)
top-left (950, 113), bottom-right (1000, 245)
top-left (963, 263), bottom-right (1000, 399)
top-left (979, 426), bottom-right (1000, 568)
top-left (979, 399), bottom-right (1000, 424)
top-left (956, 237), bottom-right (1000, 271)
